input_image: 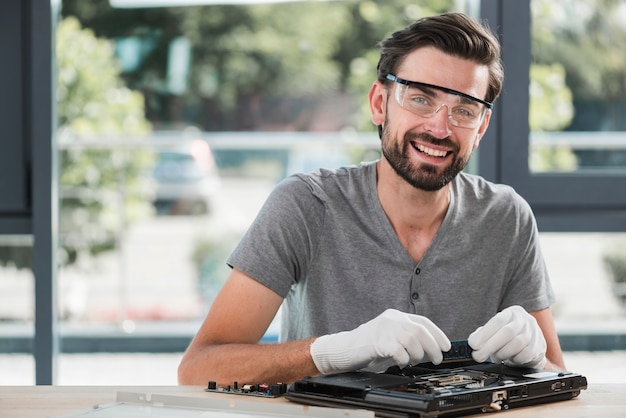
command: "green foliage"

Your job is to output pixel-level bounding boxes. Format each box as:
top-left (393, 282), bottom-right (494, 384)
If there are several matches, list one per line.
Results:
top-left (181, 3), bottom-right (347, 95)
top-left (57, 17), bottom-right (154, 267)
top-left (529, 64), bottom-right (574, 132)
top-left (528, 63), bottom-right (577, 172)
top-left (61, 0), bottom-right (453, 131)
top-left (529, 145), bottom-right (578, 173)
top-left (57, 16), bottom-right (151, 134)
top-left (60, 0), bottom-right (625, 132)
top-left (529, 0), bottom-right (626, 171)
top-left (343, 1), bottom-right (452, 131)
top-left (0, 16), bottom-right (154, 270)
top-left (531, 0), bottom-right (626, 101)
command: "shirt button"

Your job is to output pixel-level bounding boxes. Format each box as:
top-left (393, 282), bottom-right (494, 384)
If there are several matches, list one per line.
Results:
top-left (411, 292), bottom-right (419, 300)
top-left (414, 267), bottom-right (421, 275)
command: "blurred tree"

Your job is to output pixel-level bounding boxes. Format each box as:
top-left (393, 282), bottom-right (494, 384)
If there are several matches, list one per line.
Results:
top-left (173, 2), bottom-right (350, 130)
top-left (62, 1), bottom-right (625, 132)
top-left (530, 64), bottom-right (574, 132)
top-left (60, 0), bottom-right (453, 132)
top-left (341, 1), bottom-right (452, 130)
top-left (0, 16), bottom-right (153, 269)
top-left (531, 0), bottom-right (626, 129)
top-left (56, 16), bottom-right (154, 267)
top-left (529, 0), bottom-right (626, 171)
top-left (529, 63), bottom-right (577, 172)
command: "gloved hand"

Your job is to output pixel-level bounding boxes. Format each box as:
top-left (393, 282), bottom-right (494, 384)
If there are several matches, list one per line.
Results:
top-left (309, 309), bottom-right (451, 374)
top-left (468, 305), bottom-right (547, 369)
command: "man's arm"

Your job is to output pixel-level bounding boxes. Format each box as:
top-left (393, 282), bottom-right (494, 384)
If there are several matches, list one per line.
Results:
top-left (177, 268), bottom-right (319, 385)
top-left (530, 307), bottom-right (566, 370)
top-left (178, 268), bottom-right (454, 385)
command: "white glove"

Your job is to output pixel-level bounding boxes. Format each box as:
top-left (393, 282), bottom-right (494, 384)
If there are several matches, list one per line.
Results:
top-left (310, 309), bottom-right (451, 374)
top-left (468, 305), bottom-right (547, 369)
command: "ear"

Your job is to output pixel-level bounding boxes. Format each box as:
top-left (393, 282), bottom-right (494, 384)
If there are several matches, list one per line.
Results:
top-left (368, 81), bottom-right (387, 127)
top-left (472, 109), bottom-right (492, 149)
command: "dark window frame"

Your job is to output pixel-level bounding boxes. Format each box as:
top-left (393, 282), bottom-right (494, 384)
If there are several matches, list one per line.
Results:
top-left (0, 0), bottom-right (58, 384)
top-left (480, 0), bottom-right (626, 232)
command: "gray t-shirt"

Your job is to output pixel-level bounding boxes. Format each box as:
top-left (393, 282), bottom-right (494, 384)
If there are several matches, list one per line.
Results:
top-left (227, 161), bottom-right (554, 342)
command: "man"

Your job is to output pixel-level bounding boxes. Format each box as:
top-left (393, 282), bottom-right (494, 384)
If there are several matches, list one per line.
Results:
top-left (178, 12), bottom-right (565, 386)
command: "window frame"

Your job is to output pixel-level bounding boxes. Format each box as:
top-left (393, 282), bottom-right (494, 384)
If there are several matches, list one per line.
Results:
top-left (480, 0), bottom-right (626, 232)
top-left (0, 0), bottom-right (59, 385)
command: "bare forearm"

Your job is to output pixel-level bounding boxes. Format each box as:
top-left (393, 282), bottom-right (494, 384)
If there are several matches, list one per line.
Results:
top-left (178, 338), bottom-right (319, 385)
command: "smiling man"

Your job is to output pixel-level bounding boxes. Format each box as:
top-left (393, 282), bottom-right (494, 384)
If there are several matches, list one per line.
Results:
top-left (178, 12), bottom-right (565, 386)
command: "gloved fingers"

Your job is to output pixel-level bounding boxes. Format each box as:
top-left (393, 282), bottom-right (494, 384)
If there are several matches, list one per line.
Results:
top-left (372, 338), bottom-right (412, 368)
top-left (420, 317), bottom-right (452, 351)
top-left (372, 314), bottom-right (451, 366)
top-left (377, 323), bottom-right (430, 366)
top-left (397, 330), bottom-right (438, 365)
top-left (509, 346), bottom-right (541, 366)
top-left (419, 336), bottom-right (444, 365)
top-left (408, 316), bottom-right (452, 350)
top-left (390, 348), bottom-right (411, 368)
top-left (511, 331), bottom-right (547, 367)
top-left (470, 320), bottom-right (525, 363)
top-left (467, 325), bottom-right (483, 351)
top-left (404, 316), bottom-right (451, 365)
top-left (399, 333), bottom-right (425, 362)
top-left (488, 334), bottom-right (531, 363)
top-left (468, 308), bottom-right (516, 350)
top-left (311, 309), bottom-right (454, 375)
top-left (368, 357), bottom-right (400, 372)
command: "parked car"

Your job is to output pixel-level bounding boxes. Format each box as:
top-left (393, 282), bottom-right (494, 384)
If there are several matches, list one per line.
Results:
top-left (152, 139), bottom-right (221, 215)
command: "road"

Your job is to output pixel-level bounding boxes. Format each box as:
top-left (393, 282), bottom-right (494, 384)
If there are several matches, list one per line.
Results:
top-left (0, 177), bottom-right (275, 322)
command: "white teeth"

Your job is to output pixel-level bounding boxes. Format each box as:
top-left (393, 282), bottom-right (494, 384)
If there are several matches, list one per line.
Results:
top-left (416, 144), bottom-right (448, 157)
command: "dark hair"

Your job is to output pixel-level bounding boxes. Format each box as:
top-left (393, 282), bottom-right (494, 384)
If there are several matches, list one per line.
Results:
top-left (377, 12), bottom-right (504, 103)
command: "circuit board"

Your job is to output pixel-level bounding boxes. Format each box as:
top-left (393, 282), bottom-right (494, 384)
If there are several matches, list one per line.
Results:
top-left (393, 367), bottom-right (503, 394)
top-left (442, 339), bottom-right (473, 363)
top-left (206, 381), bottom-right (287, 397)
top-left (205, 341), bottom-right (472, 398)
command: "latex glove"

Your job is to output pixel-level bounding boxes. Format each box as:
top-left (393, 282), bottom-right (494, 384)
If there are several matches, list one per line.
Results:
top-left (310, 308), bottom-right (451, 374)
top-left (468, 305), bottom-right (547, 369)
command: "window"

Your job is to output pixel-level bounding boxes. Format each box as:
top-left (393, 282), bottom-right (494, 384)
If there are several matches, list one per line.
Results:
top-left (47, 0), bottom-right (468, 384)
top-left (2, 0), bottom-right (624, 385)
top-left (480, 0), bottom-right (626, 231)
top-left (529, 0), bottom-right (626, 175)
top-left (479, 0), bottom-right (626, 371)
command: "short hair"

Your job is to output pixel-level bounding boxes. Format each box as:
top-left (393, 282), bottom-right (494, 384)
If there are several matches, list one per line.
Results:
top-left (376, 12), bottom-right (504, 104)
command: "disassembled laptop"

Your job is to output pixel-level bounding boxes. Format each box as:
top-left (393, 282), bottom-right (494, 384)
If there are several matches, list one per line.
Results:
top-left (205, 340), bottom-right (588, 417)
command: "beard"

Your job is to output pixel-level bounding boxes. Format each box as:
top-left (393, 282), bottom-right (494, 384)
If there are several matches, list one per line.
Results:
top-left (381, 127), bottom-right (470, 192)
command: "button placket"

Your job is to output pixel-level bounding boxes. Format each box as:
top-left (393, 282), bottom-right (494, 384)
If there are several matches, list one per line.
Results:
top-left (411, 266), bottom-right (421, 301)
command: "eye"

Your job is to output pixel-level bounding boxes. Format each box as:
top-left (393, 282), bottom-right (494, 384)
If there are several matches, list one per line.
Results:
top-left (452, 106), bottom-right (477, 120)
top-left (407, 93), bottom-right (432, 108)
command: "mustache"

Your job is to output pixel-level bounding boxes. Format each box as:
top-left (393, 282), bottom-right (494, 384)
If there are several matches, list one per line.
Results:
top-left (405, 131), bottom-right (459, 153)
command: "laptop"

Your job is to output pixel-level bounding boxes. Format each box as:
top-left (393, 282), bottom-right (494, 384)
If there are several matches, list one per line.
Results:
top-left (285, 341), bottom-right (587, 417)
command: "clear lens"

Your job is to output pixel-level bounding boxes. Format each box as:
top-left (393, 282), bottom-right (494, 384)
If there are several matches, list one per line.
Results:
top-left (393, 81), bottom-right (487, 128)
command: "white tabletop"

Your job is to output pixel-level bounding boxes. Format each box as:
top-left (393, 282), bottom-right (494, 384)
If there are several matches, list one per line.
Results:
top-left (0, 384), bottom-right (623, 418)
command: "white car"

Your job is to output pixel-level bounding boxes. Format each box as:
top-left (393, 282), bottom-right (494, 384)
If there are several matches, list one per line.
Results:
top-left (152, 139), bottom-right (221, 215)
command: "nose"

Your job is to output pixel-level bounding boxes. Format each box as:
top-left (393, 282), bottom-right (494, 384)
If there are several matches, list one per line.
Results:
top-left (425, 104), bottom-right (453, 138)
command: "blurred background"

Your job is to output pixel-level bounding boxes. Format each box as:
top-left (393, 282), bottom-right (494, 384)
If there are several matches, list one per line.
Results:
top-left (1, 0), bottom-right (625, 385)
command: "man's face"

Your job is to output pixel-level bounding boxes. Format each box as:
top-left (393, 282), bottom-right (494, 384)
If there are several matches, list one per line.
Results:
top-left (370, 46), bottom-right (492, 191)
